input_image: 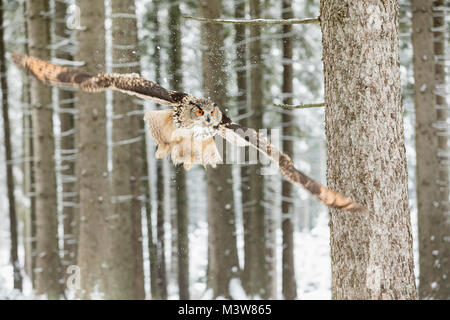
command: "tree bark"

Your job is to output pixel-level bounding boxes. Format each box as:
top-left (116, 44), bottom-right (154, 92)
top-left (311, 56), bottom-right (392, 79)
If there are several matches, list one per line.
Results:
top-left (0, 0), bottom-right (22, 291)
top-left (26, 0), bottom-right (63, 299)
top-left (242, 0), bottom-right (270, 299)
top-left (146, 0), bottom-right (163, 300)
top-left (430, 0), bottom-right (450, 299)
top-left (281, 0), bottom-right (296, 300)
top-left (200, 0), bottom-right (240, 299)
top-left (168, 0), bottom-right (190, 299)
top-left (54, 0), bottom-right (79, 277)
top-left (21, 2), bottom-right (36, 284)
top-left (75, 0), bottom-right (109, 299)
top-left (321, 0), bottom-right (417, 299)
top-left (412, 0), bottom-right (450, 299)
top-left (107, 0), bottom-right (145, 300)
top-left (153, 1), bottom-right (168, 300)
top-left (234, 0), bottom-right (252, 278)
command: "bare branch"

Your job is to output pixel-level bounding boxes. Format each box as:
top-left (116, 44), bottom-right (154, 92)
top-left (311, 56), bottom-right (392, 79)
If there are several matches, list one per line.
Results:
top-left (274, 102), bottom-right (325, 110)
top-left (183, 16), bottom-right (320, 25)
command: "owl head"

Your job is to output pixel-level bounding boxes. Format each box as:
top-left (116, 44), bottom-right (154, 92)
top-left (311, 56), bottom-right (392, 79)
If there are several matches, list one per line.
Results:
top-left (183, 96), bottom-right (222, 128)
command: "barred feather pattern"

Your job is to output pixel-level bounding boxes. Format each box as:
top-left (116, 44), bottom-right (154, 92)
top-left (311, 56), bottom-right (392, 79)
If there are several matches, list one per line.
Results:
top-left (11, 53), bottom-right (187, 105)
top-left (12, 52), bottom-right (367, 213)
top-left (218, 120), bottom-right (368, 213)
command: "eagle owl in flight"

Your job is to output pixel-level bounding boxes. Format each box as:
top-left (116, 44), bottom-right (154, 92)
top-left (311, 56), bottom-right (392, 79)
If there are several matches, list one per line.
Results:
top-left (12, 53), bottom-right (367, 213)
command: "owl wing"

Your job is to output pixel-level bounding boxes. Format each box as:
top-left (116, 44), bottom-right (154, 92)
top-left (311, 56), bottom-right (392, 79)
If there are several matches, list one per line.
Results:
top-left (11, 53), bottom-right (188, 106)
top-left (144, 110), bottom-right (222, 170)
top-left (217, 116), bottom-right (368, 213)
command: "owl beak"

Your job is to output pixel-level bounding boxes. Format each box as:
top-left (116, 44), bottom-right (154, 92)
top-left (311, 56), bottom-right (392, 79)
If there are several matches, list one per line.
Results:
top-left (206, 116), bottom-right (211, 123)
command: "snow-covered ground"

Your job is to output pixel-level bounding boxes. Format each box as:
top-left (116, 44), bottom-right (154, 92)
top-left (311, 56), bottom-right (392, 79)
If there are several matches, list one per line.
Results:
top-left (0, 213), bottom-right (333, 299)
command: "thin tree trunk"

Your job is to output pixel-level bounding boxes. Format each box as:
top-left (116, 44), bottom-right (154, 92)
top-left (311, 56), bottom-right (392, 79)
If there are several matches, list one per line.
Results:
top-left (0, 0), bottom-right (22, 291)
top-left (234, 2), bottom-right (252, 292)
top-left (431, 0), bottom-right (450, 299)
top-left (234, 0), bottom-right (250, 210)
top-left (75, 0), bottom-right (109, 299)
top-left (321, 0), bottom-right (417, 300)
top-left (54, 0), bottom-right (78, 276)
top-left (106, 0), bottom-right (145, 300)
top-left (26, 0), bottom-right (63, 299)
top-left (200, 0), bottom-right (240, 299)
top-left (281, 0), bottom-right (296, 300)
top-left (242, 0), bottom-right (270, 299)
top-left (145, 0), bottom-right (163, 300)
top-left (413, 0), bottom-right (450, 299)
top-left (168, 0), bottom-right (190, 299)
top-left (21, 2), bottom-right (36, 283)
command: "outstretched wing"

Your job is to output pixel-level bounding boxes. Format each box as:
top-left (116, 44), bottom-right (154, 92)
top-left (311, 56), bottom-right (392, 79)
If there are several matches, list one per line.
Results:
top-left (217, 116), bottom-right (368, 213)
top-left (11, 53), bottom-right (187, 106)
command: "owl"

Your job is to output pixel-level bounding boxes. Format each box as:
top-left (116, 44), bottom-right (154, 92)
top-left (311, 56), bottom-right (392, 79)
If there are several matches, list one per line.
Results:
top-left (144, 96), bottom-right (223, 170)
top-left (12, 53), bottom-right (367, 213)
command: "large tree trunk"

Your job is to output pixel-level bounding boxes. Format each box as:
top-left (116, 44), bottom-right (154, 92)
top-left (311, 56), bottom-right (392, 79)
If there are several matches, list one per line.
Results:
top-left (107, 0), bottom-right (145, 300)
top-left (413, 0), bottom-right (450, 299)
top-left (242, 0), bottom-right (270, 299)
top-left (54, 0), bottom-right (78, 275)
top-left (26, 0), bottom-right (63, 299)
top-left (280, 0), bottom-right (296, 300)
top-left (321, 0), bottom-right (417, 299)
top-left (168, 1), bottom-right (190, 299)
top-left (200, 0), bottom-right (240, 299)
top-left (0, 0), bottom-right (22, 291)
top-left (75, 0), bottom-right (109, 299)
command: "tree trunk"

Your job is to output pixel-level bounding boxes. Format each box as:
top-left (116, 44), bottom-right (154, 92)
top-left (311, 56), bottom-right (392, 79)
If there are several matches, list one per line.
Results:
top-left (243, 0), bottom-right (270, 299)
top-left (431, 0), bottom-right (450, 299)
top-left (107, 0), bottom-right (145, 300)
top-left (168, 1), bottom-right (190, 299)
top-left (0, 0), bottom-right (22, 291)
top-left (21, 2), bottom-right (36, 284)
top-left (146, 0), bottom-right (163, 300)
top-left (321, 0), bottom-right (417, 299)
top-left (412, 0), bottom-right (450, 299)
top-left (234, 0), bottom-right (250, 223)
top-left (75, 0), bottom-right (109, 299)
top-left (281, 0), bottom-right (296, 300)
top-left (54, 0), bottom-right (78, 276)
top-left (26, 0), bottom-right (63, 299)
top-left (199, 0), bottom-right (240, 299)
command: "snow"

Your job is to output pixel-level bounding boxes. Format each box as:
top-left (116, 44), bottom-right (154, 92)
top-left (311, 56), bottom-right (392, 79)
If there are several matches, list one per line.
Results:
top-left (0, 0), bottom-right (424, 300)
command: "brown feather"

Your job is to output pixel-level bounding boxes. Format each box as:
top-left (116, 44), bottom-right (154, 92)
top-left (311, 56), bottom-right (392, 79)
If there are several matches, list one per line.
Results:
top-left (11, 53), bottom-right (186, 105)
top-left (218, 122), bottom-right (368, 213)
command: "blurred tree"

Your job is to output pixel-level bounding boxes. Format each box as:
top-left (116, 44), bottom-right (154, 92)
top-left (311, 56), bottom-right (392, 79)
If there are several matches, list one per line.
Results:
top-left (26, 0), bottom-right (63, 299)
top-left (199, 0), bottom-right (240, 299)
top-left (107, 0), bottom-right (145, 300)
top-left (280, 0), bottom-right (296, 300)
top-left (54, 0), bottom-right (79, 276)
top-left (0, 0), bottom-right (22, 291)
top-left (168, 0), bottom-right (190, 300)
top-left (146, 0), bottom-right (166, 300)
top-left (75, 0), bottom-right (109, 299)
top-left (243, 0), bottom-right (271, 299)
top-left (321, 0), bottom-right (417, 299)
top-left (20, 0), bottom-right (36, 285)
top-left (412, 0), bottom-right (450, 299)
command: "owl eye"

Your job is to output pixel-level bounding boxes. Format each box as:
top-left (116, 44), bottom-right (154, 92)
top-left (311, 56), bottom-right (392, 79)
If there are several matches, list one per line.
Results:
top-left (196, 108), bottom-right (204, 116)
top-left (211, 109), bottom-right (215, 116)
